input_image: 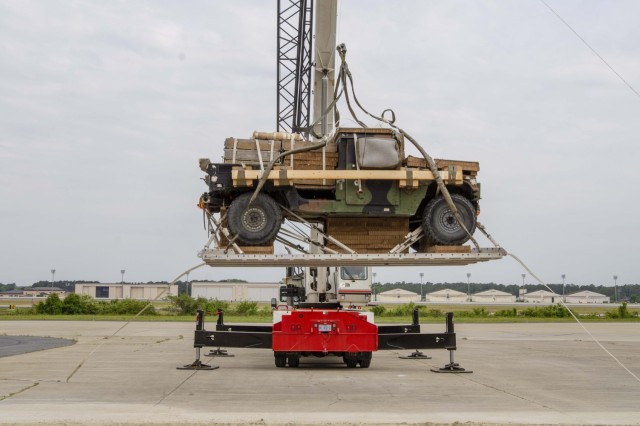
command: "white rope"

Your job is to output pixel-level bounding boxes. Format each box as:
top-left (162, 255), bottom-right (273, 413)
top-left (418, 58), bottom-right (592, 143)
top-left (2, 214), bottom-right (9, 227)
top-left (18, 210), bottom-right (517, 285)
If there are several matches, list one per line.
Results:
top-left (508, 252), bottom-right (640, 385)
top-left (66, 263), bottom-right (206, 382)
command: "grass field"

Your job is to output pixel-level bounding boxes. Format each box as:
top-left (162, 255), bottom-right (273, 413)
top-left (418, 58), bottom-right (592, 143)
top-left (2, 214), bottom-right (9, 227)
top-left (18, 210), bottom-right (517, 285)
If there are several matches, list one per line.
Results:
top-left (1, 301), bottom-right (639, 323)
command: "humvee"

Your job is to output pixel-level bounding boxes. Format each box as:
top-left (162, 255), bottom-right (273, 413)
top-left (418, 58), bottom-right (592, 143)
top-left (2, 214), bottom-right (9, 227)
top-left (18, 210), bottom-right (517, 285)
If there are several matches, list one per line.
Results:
top-left (198, 127), bottom-right (480, 253)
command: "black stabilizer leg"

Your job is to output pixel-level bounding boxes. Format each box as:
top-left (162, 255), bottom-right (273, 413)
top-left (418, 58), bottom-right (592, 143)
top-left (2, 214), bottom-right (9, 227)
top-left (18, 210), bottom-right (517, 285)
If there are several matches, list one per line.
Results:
top-left (177, 310), bottom-right (219, 370)
top-left (431, 312), bottom-right (472, 373)
top-left (399, 308), bottom-right (432, 359)
top-left (206, 347), bottom-right (235, 357)
top-left (206, 309), bottom-right (235, 357)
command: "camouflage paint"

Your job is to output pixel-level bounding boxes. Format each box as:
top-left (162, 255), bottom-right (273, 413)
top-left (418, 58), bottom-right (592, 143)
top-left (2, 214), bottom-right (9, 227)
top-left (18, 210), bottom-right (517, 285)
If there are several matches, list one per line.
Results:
top-left (292, 180), bottom-right (428, 217)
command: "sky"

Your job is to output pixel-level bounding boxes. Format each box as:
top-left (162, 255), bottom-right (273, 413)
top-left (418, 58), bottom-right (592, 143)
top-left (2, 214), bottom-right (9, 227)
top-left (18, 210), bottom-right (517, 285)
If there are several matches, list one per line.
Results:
top-left (1, 0), bottom-right (639, 287)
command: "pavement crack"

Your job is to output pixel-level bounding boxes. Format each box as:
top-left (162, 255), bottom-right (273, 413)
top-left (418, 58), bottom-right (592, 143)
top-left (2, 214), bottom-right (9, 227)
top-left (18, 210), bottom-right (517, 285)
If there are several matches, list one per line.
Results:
top-left (0, 382), bottom-right (39, 402)
top-left (66, 360), bottom-right (85, 383)
top-left (456, 374), bottom-right (560, 412)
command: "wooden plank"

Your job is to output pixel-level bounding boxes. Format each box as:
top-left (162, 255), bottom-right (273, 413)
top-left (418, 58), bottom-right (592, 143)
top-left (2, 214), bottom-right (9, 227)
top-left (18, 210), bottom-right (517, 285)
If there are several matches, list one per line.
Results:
top-left (326, 216), bottom-right (408, 254)
top-left (426, 245), bottom-right (471, 253)
top-left (224, 138), bottom-right (338, 153)
top-left (231, 168), bottom-right (461, 187)
top-left (337, 127), bottom-right (395, 135)
top-left (405, 155), bottom-right (480, 173)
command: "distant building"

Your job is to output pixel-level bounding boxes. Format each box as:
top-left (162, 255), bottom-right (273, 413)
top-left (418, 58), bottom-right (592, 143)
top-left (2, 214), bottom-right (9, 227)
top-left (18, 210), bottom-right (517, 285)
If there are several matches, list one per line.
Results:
top-left (565, 290), bottom-right (609, 304)
top-left (191, 282), bottom-right (280, 301)
top-left (22, 287), bottom-right (66, 297)
top-left (425, 288), bottom-right (467, 303)
top-left (376, 288), bottom-right (421, 303)
top-left (74, 283), bottom-right (178, 300)
top-left (523, 290), bottom-right (560, 304)
top-left (376, 288), bottom-right (420, 303)
top-left (0, 290), bottom-right (24, 298)
top-left (472, 289), bottom-right (516, 303)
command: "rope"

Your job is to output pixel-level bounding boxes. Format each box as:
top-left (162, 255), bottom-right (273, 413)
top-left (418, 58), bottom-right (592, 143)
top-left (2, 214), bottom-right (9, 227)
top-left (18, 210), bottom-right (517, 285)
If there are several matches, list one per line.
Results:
top-left (540, 0), bottom-right (640, 100)
top-left (65, 263), bottom-right (206, 382)
top-left (508, 252), bottom-right (640, 385)
top-left (468, 223), bottom-right (639, 384)
top-left (334, 44), bottom-right (639, 385)
top-left (336, 43), bottom-right (481, 249)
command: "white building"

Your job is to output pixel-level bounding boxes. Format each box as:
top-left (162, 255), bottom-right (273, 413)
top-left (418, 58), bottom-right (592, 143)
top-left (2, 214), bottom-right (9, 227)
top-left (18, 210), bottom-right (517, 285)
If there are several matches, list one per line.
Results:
top-left (425, 288), bottom-right (467, 303)
top-left (191, 282), bottom-right (280, 302)
top-left (75, 283), bottom-right (178, 300)
top-left (523, 290), bottom-right (560, 304)
top-left (376, 288), bottom-right (421, 303)
top-left (565, 290), bottom-right (609, 304)
top-left (472, 289), bottom-right (516, 303)
top-left (22, 287), bottom-right (66, 297)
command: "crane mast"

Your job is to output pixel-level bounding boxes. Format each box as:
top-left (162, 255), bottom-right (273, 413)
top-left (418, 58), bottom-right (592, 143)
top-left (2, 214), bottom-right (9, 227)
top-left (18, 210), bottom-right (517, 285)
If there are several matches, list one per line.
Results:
top-left (276, 0), bottom-right (314, 137)
top-left (277, 0), bottom-right (337, 139)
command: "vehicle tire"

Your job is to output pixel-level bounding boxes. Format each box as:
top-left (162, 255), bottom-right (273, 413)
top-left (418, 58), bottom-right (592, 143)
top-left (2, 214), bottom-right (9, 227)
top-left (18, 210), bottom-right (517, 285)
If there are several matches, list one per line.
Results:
top-left (288, 356), bottom-right (300, 368)
top-left (358, 358), bottom-right (371, 368)
top-left (227, 192), bottom-right (282, 245)
top-left (275, 353), bottom-right (287, 368)
top-left (345, 358), bottom-right (358, 368)
top-left (422, 194), bottom-right (476, 246)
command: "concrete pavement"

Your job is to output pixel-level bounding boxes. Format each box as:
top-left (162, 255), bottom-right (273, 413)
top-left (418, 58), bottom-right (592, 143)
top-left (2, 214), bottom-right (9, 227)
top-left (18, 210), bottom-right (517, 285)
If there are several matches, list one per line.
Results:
top-left (0, 320), bottom-right (639, 425)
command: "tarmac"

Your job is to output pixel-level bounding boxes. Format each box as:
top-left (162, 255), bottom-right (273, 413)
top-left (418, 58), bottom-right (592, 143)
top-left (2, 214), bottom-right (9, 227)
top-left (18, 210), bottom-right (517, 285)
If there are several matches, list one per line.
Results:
top-left (0, 320), bottom-right (639, 425)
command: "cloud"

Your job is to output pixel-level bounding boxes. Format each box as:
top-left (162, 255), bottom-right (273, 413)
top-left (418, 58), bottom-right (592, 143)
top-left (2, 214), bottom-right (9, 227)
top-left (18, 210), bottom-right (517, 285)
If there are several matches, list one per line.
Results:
top-left (1, 0), bottom-right (639, 286)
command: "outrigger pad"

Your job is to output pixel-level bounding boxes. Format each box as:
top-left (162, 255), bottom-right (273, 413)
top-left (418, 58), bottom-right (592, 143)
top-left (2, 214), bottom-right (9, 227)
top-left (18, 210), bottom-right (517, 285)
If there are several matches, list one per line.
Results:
top-left (176, 360), bottom-right (220, 370)
top-left (399, 350), bottom-right (432, 360)
top-left (205, 348), bottom-right (235, 357)
top-left (430, 362), bottom-right (472, 373)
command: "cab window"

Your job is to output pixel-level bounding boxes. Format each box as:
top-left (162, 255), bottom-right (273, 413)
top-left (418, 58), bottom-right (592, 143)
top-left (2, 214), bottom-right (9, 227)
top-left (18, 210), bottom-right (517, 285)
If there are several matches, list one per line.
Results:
top-left (341, 267), bottom-right (367, 280)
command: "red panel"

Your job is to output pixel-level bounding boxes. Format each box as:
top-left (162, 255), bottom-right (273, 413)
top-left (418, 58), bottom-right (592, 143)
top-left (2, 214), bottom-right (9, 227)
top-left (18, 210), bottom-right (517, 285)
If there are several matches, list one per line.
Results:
top-left (272, 309), bottom-right (378, 352)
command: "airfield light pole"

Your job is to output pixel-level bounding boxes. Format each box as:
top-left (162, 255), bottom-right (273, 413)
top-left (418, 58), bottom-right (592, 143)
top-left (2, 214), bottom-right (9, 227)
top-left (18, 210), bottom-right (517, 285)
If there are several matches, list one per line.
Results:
top-left (186, 272), bottom-right (190, 296)
top-left (373, 272), bottom-right (377, 301)
top-left (613, 275), bottom-right (618, 303)
top-left (51, 269), bottom-right (56, 289)
top-left (121, 269), bottom-right (126, 283)
top-left (520, 273), bottom-right (526, 302)
top-left (466, 273), bottom-right (471, 302)
top-left (561, 274), bottom-right (566, 302)
top-left (419, 272), bottom-right (424, 302)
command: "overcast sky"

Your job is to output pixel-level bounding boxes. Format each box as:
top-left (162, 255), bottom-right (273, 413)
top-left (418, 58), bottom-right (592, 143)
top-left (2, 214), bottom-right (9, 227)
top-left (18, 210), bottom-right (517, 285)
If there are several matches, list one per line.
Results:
top-left (1, 0), bottom-right (639, 287)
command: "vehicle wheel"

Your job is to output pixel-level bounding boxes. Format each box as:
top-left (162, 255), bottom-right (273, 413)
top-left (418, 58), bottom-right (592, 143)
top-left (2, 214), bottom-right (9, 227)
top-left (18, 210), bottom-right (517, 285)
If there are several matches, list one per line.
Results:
top-left (275, 353), bottom-right (287, 368)
top-left (358, 358), bottom-right (371, 368)
top-left (422, 194), bottom-right (476, 246)
top-left (345, 358), bottom-right (358, 368)
top-left (227, 192), bottom-right (282, 245)
top-left (288, 356), bottom-right (300, 368)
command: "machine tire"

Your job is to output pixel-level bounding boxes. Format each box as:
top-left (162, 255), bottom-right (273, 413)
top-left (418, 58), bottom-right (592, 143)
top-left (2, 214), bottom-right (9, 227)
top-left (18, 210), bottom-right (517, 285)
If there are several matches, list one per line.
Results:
top-left (345, 358), bottom-right (358, 368)
top-left (275, 353), bottom-right (287, 368)
top-left (422, 194), bottom-right (476, 246)
top-left (358, 358), bottom-right (371, 368)
top-left (288, 356), bottom-right (300, 368)
top-left (227, 192), bottom-right (282, 245)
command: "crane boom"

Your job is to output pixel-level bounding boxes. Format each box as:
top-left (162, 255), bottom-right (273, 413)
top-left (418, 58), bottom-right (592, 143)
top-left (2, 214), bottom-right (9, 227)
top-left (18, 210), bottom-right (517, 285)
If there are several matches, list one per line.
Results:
top-left (312, 0), bottom-right (337, 138)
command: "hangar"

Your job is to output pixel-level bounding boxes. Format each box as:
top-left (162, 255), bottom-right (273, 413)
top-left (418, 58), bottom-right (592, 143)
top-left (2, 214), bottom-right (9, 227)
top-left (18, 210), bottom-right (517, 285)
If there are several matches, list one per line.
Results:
top-left (75, 283), bottom-right (178, 300)
top-left (190, 282), bottom-right (280, 302)
top-left (425, 288), bottom-right (467, 303)
top-left (565, 290), bottom-right (609, 304)
top-left (375, 288), bottom-right (420, 303)
top-left (472, 289), bottom-right (516, 303)
top-left (523, 290), bottom-right (560, 304)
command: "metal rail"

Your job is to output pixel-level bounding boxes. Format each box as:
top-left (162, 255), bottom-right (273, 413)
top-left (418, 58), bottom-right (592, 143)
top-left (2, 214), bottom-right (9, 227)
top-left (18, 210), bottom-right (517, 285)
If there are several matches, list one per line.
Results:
top-left (199, 248), bottom-right (506, 267)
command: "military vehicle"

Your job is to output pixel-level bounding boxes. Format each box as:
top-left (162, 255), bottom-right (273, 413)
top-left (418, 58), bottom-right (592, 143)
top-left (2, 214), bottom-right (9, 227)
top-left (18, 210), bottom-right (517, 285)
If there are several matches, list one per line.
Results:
top-left (198, 127), bottom-right (480, 253)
